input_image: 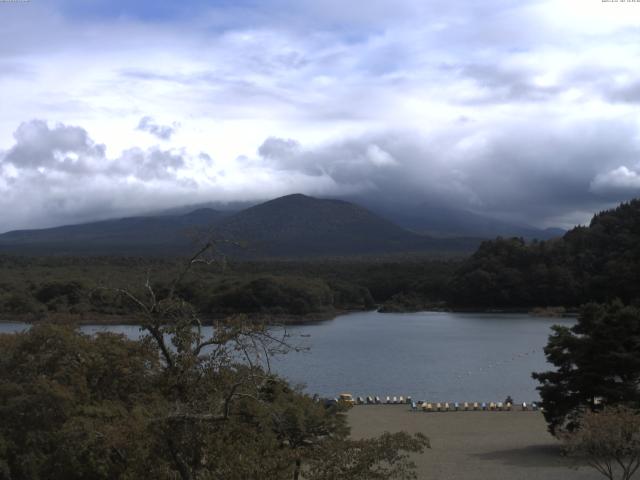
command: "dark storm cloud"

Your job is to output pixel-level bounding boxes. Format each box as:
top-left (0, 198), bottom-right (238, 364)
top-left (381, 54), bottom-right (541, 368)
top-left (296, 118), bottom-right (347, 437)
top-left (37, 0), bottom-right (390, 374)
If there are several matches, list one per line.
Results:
top-left (137, 116), bottom-right (179, 140)
top-left (1, 0), bottom-right (640, 232)
top-left (1, 113), bottom-right (639, 233)
top-left (257, 116), bottom-right (640, 226)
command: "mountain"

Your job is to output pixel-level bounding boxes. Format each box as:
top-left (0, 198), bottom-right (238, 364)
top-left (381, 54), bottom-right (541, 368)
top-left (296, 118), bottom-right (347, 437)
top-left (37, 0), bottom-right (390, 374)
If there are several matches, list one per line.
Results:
top-left (390, 206), bottom-right (564, 239)
top-left (0, 194), bottom-right (480, 257)
top-left (146, 200), bottom-right (254, 217)
top-left (0, 208), bottom-right (227, 255)
top-left (214, 194), bottom-right (477, 257)
top-left (349, 198), bottom-right (565, 240)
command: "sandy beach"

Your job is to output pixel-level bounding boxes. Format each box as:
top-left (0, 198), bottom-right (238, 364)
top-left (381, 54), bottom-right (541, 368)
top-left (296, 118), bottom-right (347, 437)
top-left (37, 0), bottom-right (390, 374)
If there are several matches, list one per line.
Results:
top-left (348, 405), bottom-right (601, 480)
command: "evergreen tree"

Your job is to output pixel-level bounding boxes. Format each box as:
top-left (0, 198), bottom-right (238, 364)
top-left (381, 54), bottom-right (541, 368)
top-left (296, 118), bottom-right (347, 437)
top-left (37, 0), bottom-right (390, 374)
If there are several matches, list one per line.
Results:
top-left (533, 302), bottom-right (640, 434)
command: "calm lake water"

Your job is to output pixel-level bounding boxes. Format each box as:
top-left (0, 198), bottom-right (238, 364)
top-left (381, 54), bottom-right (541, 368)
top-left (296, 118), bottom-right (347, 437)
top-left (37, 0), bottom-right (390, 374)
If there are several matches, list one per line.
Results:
top-left (0, 311), bottom-right (573, 403)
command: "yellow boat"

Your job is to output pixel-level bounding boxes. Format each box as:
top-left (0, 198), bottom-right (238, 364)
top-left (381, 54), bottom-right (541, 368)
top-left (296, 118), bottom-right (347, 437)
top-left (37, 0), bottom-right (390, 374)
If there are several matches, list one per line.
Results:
top-left (338, 393), bottom-right (355, 406)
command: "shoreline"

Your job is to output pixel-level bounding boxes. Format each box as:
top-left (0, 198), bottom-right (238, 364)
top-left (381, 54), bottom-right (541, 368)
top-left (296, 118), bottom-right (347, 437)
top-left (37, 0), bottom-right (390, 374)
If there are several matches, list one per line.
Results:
top-left (0, 305), bottom-right (577, 326)
top-left (0, 308), bottom-right (360, 326)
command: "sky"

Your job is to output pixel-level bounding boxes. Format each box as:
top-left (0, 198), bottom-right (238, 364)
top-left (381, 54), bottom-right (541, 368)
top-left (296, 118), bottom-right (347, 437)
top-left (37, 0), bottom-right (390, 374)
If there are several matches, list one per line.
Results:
top-left (1, 0), bottom-right (640, 232)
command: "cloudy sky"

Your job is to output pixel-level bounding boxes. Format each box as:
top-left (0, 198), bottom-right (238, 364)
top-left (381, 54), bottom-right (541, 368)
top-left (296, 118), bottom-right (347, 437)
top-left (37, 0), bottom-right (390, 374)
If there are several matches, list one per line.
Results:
top-left (1, 0), bottom-right (640, 232)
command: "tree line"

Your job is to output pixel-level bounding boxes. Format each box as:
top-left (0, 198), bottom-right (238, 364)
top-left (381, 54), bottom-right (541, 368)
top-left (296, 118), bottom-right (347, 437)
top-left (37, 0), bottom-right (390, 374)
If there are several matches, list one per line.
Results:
top-left (0, 255), bottom-right (457, 321)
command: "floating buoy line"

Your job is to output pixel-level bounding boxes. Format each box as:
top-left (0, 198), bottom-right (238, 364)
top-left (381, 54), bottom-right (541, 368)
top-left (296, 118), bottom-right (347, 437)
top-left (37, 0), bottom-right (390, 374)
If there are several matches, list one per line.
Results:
top-left (451, 348), bottom-right (540, 381)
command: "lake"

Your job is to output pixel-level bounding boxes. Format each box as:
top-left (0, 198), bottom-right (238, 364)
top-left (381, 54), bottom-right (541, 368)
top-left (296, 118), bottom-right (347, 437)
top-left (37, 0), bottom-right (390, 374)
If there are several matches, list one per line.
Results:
top-left (0, 311), bottom-right (572, 403)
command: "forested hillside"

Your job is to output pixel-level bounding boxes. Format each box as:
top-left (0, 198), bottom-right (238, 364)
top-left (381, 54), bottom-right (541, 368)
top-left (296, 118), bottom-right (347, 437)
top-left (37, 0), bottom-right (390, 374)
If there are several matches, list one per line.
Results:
top-left (0, 256), bottom-right (457, 322)
top-left (448, 199), bottom-right (640, 308)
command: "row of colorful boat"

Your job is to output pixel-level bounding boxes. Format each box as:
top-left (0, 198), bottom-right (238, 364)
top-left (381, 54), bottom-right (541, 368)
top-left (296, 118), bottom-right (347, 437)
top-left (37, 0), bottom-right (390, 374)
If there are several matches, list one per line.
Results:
top-left (411, 401), bottom-right (541, 412)
top-left (337, 394), bottom-right (541, 411)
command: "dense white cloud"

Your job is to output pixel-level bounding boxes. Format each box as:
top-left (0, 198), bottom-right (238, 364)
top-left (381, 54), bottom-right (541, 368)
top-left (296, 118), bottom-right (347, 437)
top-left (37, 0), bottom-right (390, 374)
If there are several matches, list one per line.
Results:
top-left (0, 0), bottom-right (639, 231)
top-left (4, 120), bottom-right (105, 173)
top-left (0, 120), bottom-right (348, 230)
top-left (591, 166), bottom-right (640, 196)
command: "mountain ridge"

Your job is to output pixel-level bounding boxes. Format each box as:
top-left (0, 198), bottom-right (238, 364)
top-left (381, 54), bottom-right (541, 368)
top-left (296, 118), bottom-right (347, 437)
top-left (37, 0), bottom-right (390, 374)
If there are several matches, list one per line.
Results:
top-left (0, 193), bottom-right (560, 257)
top-left (347, 197), bottom-right (565, 240)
